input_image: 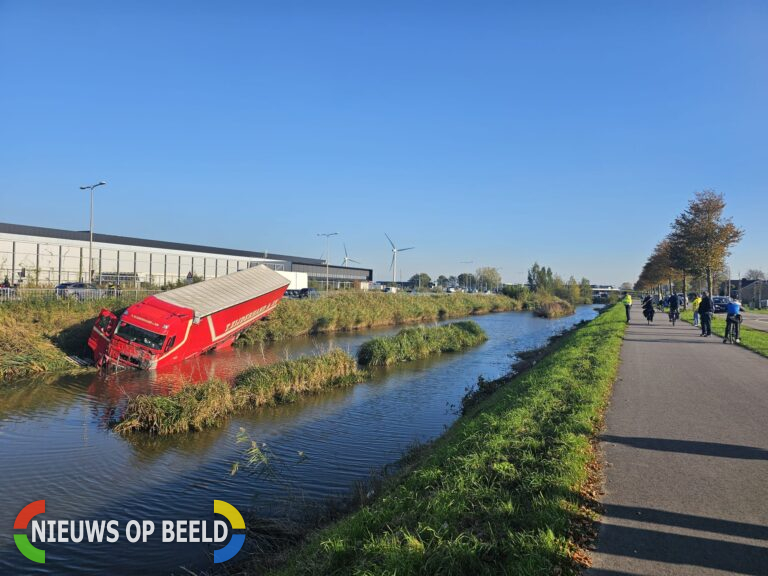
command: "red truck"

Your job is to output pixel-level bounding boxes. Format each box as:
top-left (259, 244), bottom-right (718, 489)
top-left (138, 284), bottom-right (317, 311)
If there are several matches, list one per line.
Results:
top-left (88, 265), bottom-right (289, 370)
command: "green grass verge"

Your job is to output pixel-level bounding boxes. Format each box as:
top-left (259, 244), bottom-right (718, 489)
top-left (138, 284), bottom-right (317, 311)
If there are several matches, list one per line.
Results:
top-left (237, 292), bottom-right (520, 345)
top-left (357, 321), bottom-right (487, 366)
top-left (261, 305), bottom-right (626, 576)
top-left (681, 310), bottom-right (768, 358)
top-left (114, 349), bottom-right (362, 435)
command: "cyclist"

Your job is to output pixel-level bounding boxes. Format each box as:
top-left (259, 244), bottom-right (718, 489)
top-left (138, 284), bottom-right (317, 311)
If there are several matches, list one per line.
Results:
top-left (642, 294), bottom-right (655, 324)
top-left (724, 299), bottom-right (742, 344)
top-left (668, 293), bottom-right (680, 324)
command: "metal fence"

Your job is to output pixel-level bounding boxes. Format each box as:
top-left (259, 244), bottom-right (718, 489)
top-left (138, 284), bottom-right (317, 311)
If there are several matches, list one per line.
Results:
top-left (0, 287), bottom-right (161, 304)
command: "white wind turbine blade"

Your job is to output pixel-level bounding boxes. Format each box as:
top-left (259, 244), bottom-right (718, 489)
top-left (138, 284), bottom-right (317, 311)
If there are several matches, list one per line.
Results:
top-left (385, 233), bottom-right (396, 250)
top-left (398, 247), bottom-right (415, 252)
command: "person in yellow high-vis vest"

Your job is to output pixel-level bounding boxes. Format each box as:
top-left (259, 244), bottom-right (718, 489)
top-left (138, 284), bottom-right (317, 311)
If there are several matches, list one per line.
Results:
top-left (621, 292), bottom-right (632, 323)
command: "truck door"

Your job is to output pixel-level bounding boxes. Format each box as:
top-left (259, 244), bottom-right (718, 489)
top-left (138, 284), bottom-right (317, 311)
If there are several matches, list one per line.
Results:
top-left (87, 309), bottom-right (118, 365)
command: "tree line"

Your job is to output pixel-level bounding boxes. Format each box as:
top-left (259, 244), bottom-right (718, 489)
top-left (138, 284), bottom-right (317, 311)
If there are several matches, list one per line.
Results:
top-left (635, 190), bottom-right (744, 299)
top-left (501, 262), bottom-right (593, 305)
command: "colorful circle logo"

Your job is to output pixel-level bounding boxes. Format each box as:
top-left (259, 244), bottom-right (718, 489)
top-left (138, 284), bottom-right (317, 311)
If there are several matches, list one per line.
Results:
top-left (14, 500), bottom-right (46, 563)
top-left (213, 499), bottom-right (245, 563)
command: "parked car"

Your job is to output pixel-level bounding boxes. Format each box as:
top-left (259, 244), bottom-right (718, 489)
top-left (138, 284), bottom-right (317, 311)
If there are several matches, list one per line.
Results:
top-left (54, 282), bottom-right (75, 297)
top-left (299, 288), bottom-right (320, 299)
top-left (282, 289), bottom-right (302, 299)
top-left (56, 282), bottom-right (106, 301)
top-left (712, 296), bottom-right (730, 313)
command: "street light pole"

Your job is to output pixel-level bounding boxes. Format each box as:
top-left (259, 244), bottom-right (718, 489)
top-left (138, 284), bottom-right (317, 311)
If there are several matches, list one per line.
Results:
top-left (80, 181), bottom-right (107, 282)
top-left (317, 232), bottom-right (338, 291)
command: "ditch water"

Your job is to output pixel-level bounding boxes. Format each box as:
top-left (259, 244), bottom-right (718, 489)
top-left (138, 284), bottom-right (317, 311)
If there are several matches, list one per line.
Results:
top-left (0, 306), bottom-right (599, 575)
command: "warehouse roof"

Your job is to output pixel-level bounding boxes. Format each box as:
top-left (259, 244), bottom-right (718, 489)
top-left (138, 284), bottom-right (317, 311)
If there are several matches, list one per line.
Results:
top-left (0, 221), bottom-right (323, 265)
top-left (153, 265), bottom-right (289, 319)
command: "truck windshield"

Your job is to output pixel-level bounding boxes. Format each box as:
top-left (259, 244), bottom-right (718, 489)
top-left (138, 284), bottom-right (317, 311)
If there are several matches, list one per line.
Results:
top-left (114, 321), bottom-right (166, 350)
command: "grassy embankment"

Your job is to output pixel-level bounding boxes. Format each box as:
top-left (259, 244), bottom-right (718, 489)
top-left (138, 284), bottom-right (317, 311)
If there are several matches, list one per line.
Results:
top-left (0, 292), bottom-right (517, 382)
top-left (115, 321), bottom-right (488, 435)
top-left (236, 292), bottom-right (519, 345)
top-left (0, 298), bottom-right (135, 381)
top-left (357, 321), bottom-right (488, 366)
top-left (681, 310), bottom-right (768, 358)
top-left (114, 349), bottom-right (362, 435)
top-left (256, 304), bottom-right (626, 576)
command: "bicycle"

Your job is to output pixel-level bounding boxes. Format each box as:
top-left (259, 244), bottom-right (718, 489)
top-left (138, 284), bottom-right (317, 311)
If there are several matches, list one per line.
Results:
top-left (724, 314), bottom-right (742, 344)
top-left (668, 309), bottom-right (679, 326)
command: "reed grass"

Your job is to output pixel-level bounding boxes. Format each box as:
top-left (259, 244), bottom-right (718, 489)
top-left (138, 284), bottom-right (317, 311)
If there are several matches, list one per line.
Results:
top-left (237, 292), bottom-right (519, 346)
top-left (114, 349), bottom-right (364, 435)
top-left (0, 298), bottom-right (135, 381)
top-left (526, 294), bottom-right (575, 318)
top-left (357, 321), bottom-right (488, 367)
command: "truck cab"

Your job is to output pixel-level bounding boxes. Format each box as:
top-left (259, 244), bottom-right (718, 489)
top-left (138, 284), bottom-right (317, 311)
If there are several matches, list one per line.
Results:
top-left (89, 300), bottom-right (189, 369)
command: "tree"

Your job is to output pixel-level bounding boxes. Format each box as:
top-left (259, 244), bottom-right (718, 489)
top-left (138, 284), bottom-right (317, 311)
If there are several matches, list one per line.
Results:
top-left (457, 273), bottom-right (475, 290)
top-left (436, 275), bottom-right (449, 288)
top-left (745, 269), bottom-right (766, 281)
top-left (475, 267), bottom-right (501, 292)
top-left (567, 276), bottom-right (581, 303)
top-left (670, 191), bottom-right (744, 293)
top-left (579, 277), bottom-right (592, 301)
top-left (527, 262), bottom-right (554, 293)
top-left (408, 273), bottom-right (431, 289)
top-left (619, 282), bottom-right (634, 291)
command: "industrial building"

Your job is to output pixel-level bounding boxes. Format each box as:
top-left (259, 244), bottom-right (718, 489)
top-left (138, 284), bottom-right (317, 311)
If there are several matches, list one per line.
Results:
top-left (0, 222), bottom-right (372, 288)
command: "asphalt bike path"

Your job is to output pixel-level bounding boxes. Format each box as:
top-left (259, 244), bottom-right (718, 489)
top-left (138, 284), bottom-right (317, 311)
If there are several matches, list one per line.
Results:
top-left (589, 304), bottom-right (768, 575)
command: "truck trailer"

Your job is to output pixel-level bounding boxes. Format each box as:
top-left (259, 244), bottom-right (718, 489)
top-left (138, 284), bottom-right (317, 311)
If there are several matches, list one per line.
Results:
top-left (88, 265), bottom-right (289, 370)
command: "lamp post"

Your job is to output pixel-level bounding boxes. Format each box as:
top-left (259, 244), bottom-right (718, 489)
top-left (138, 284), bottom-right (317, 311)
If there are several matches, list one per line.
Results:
top-left (80, 181), bottom-right (107, 282)
top-left (317, 232), bottom-right (338, 291)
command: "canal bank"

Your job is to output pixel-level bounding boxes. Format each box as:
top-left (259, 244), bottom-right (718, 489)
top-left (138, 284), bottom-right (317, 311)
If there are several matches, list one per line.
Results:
top-left (255, 304), bottom-right (625, 576)
top-left (0, 307), bottom-right (599, 575)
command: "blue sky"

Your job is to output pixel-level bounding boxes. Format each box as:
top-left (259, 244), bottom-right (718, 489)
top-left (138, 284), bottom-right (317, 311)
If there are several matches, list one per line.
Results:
top-left (1, 1), bottom-right (766, 285)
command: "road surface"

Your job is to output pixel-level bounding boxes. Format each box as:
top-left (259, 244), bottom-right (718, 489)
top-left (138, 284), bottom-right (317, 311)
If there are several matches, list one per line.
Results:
top-left (589, 305), bottom-right (768, 575)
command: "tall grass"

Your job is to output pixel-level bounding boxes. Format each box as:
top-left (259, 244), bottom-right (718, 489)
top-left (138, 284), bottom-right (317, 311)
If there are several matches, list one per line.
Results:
top-left (357, 321), bottom-right (488, 367)
top-left (525, 293), bottom-right (575, 318)
top-left (0, 297), bottom-right (137, 381)
top-left (237, 292), bottom-right (519, 345)
top-left (233, 349), bottom-right (362, 409)
top-left (114, 349), bottom-right (364, 435)
top-left (259, 305), bottom-right (626, 576)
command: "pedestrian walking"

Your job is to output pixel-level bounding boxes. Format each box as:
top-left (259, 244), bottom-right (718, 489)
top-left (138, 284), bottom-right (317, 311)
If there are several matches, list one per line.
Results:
top-left (691, 294), bottom-right (702, 327)
top-left (698, 291), bottom-right (714, 336)
top-left (621, 291), bottom-right (632, 323)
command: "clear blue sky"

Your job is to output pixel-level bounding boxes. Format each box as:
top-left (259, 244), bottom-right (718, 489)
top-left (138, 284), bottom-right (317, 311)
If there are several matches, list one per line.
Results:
top-left (1, 1), bottom-right (766, 285)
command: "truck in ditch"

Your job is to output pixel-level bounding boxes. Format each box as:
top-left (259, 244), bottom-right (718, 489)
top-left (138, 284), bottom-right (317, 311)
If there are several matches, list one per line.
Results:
top-left (87, 265), bottom-right (289, 370)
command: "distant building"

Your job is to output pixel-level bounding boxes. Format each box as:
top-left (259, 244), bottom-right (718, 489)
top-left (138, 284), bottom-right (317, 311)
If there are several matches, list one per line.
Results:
top-left (740, 279), bottom-right (768, 308)
top-left (0, 222), bottom-right (372, 287)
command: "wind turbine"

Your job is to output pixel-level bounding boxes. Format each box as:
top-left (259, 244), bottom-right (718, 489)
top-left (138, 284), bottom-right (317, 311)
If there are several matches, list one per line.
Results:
top-left (385, 233), bottom-right (414, 285)
top-left (341, 244), bottom-right (360, 267)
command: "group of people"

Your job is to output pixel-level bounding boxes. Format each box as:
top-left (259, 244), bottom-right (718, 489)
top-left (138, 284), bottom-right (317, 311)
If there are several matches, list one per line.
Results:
top-left (623, 290), bottom-right (742, 344)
